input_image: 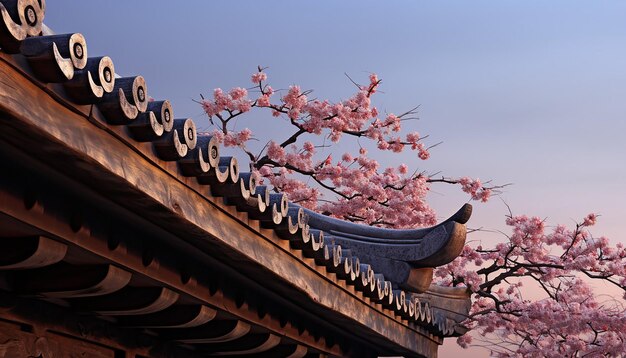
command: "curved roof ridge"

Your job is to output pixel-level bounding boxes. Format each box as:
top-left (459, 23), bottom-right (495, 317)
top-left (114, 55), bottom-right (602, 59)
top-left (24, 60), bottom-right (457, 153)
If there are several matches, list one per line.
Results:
top-left (302, 203), bottom-right (472, 242)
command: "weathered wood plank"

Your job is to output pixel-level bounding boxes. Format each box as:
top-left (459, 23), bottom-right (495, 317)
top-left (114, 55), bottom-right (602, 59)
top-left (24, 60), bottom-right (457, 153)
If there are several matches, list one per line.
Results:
top-left (118, 305), bottom-right (217, 328)
top-left (208, 333), bottom-right (281, 355)
top-left (168, 320), bottom-right (251, 344)
top-left (70, 286), bottom-right (179, 315)
top-left (0, 235), bottom-right (66, 269)
top-left (12, 264), bottom-right (132, 298)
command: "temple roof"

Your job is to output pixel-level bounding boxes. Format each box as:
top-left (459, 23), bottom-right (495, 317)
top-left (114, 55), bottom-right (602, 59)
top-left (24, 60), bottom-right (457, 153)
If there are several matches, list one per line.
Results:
top-left (0, 1), bottom-right (471, 356)
top-left (303, 204), bottom-right (471, 293)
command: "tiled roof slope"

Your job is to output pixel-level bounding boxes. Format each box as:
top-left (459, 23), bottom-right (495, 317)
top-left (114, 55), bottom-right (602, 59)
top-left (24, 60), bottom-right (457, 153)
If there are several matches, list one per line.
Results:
top-left (0, 1), bottom-right (471, 356)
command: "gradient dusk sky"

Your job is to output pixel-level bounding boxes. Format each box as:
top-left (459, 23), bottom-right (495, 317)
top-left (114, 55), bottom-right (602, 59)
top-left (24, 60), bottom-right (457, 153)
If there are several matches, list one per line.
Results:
top-left (45, 1), bottom-right (626, 356)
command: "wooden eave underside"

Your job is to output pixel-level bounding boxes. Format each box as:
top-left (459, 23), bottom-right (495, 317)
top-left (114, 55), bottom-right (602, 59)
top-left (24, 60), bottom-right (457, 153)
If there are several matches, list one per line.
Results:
top-left (0, 52), bottom-right (444, 357)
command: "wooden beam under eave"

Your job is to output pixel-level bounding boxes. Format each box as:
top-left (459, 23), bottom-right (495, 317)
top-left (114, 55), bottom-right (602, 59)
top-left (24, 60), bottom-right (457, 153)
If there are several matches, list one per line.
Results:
top-left (0, 235), bottom-right (67, 269)
top-left (0, 292), bottom-right (199, 357)
top-left (0, 169), bottom-right (351, 357)
top-left (11, 263), bottom-right (132, 298)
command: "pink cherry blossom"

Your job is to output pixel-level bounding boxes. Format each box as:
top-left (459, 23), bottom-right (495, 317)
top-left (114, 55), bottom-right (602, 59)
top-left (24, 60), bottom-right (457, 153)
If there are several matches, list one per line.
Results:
top-left (229, 87), bottom-right (247, 100)
top-left (257, 94), bottom-right (270, 107)
top-left (416, 143), bottom-right (430, 160)
top-left (251, 71), bottom-right (267, 84)
top-left (266, 141), bottom-right (286, 165)
top-left (582, 213), bottom-right (598, 227)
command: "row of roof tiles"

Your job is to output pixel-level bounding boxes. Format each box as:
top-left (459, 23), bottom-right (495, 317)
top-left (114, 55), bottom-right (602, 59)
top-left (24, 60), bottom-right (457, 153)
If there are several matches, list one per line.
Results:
top-left (0, 0), bottom-right (469, 338)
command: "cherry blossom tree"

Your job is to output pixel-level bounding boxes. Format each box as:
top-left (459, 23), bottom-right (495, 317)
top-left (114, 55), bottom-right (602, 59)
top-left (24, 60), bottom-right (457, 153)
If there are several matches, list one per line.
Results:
top-left (199, 68), bottom-right (626, 356)
top-left (437, 211), bottom-right (626, 357)
top-left (200, 67), bottom-right (494, 228)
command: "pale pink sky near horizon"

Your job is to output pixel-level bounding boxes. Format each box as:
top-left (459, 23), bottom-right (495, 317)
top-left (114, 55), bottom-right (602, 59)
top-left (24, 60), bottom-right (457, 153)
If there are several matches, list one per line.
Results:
top-left (45, 1), bottom-right (626, 356)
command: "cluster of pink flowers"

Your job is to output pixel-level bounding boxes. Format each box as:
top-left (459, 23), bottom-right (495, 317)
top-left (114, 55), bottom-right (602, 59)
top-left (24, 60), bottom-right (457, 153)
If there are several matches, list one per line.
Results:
top-left (458, 176), bottom-right (492, 202)
top-left (582, 213), bottom-right (598, 226)
top-left (201, 87), bottom-right (252, 117)
top-left (251, 71), bottom-right (267, 84)
top-left (283, 85), bottom-right (309, 120)
top-left (222, 128), bottom-right (252, 147)
top-left (260, 139), bottom-right (436, 226)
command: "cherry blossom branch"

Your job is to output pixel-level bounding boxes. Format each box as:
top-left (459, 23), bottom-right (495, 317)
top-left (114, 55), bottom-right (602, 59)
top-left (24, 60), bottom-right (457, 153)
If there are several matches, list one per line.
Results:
top-left (436, 212), bottom-right (626, 356)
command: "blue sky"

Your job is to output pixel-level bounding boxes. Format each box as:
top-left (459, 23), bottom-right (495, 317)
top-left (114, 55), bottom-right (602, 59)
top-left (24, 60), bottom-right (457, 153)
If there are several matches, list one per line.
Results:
top-left (45, 2), bottom-right (626, 356)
